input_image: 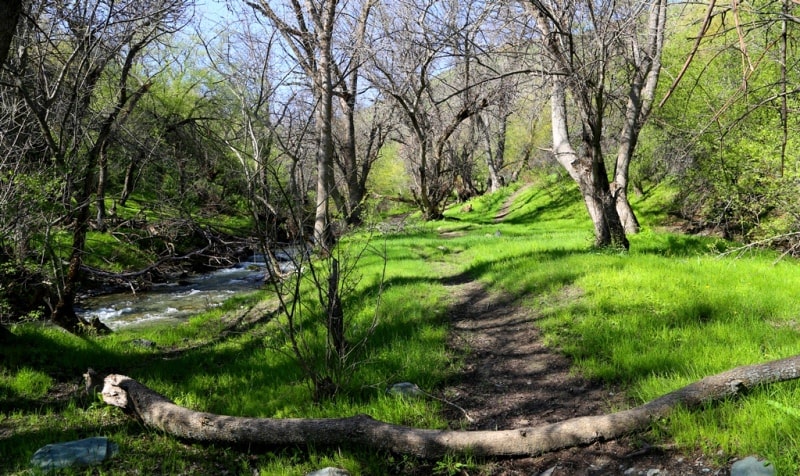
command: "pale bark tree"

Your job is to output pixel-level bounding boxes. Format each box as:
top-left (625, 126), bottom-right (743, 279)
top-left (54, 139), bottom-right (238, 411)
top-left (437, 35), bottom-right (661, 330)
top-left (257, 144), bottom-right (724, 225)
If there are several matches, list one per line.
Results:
top-left (247, 0), bottom-right (340, 251)
top-left (522, 0), bottom-right (668, 248)
top-left (610, 0), bottom-right (668, 233)
top-left (328, 0), bottom-right (389, 226)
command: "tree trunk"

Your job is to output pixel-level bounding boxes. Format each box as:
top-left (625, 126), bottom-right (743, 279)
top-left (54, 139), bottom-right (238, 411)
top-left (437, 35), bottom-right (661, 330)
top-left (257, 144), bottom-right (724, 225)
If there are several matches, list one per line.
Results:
top-left (311, 34), bottom-right (336, 251)
top-left (611, 0), bottom-right (667, 234)
top-left (101, 353), bottom-right (800, 459)
top-left (96, 148), bottom-right (108, 231)
top-left (336, 95), bottom-right (364, 227)
top-left (415, 146), bottom-right (443, 220)
top-left (51, 183), bottom-right (92, 333)
top-left (480, 114), bottom-right (506, 194)
top-left (119, 155), bottom-right (140, 206)
top-left (0, 0), bottom-right (22, 67)
top-left (326, 258), bottom-right (346, 363)
top-left (549, 79), bottom-right (628, 249)
top-left (614, 184), bottom-right (640, 234)
top-left (314, 92), bottom-right (335, 250)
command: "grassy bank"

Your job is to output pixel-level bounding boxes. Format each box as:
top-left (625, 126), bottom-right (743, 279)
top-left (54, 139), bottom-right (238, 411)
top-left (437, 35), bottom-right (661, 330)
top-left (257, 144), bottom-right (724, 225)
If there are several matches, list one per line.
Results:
top-left (3, 177), bottom-right (800, 474)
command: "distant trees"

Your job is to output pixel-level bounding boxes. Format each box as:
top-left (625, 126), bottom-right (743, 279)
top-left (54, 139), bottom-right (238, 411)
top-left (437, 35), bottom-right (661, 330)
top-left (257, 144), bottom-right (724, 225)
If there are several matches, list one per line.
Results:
top-left (368, 0), bottom-right (497, 219)
top-left (6, 0), bottom-right (800, 330)
top-left (244, 0), bottom-right (392, 241)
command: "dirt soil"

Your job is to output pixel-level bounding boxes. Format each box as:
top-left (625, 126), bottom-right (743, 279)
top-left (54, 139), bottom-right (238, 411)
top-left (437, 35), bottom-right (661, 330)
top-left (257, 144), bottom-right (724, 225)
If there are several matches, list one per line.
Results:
top-left (434, 190), bottom-right (730, 475)
top-left (439, 277), bottom-right (727, 476)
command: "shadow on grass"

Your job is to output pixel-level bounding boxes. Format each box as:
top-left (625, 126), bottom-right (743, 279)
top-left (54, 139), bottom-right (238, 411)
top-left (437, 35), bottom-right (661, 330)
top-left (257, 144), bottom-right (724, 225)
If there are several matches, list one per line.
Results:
top-left (632, 232), bottom-right (721, 257)
top-left (495, 185), bottom-right (582, 226)
top-left (0, 411), bottom-right (142, 473)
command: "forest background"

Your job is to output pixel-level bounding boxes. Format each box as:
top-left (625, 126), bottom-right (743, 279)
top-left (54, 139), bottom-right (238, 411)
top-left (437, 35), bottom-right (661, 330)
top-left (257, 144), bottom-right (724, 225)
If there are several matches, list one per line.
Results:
top-left (3, 0), bottom-right (800, 474)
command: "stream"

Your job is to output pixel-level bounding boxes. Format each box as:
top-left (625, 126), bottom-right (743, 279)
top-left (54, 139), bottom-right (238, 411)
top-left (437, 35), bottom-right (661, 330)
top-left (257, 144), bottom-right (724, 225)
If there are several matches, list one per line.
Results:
top-left (77, 254), bottom-right (294, 330)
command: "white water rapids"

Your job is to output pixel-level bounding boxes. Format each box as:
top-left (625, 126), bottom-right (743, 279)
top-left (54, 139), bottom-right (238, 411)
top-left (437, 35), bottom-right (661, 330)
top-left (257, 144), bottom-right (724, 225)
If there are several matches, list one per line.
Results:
top-left (77, 254), bottom-right (295, 329)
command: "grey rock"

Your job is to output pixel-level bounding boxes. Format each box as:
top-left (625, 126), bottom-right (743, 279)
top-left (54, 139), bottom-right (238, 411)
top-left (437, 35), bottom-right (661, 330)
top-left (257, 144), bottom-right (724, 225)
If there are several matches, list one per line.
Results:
top-left (31, 437), bottom-right (118, 471)
top-left (130, 338), bottom-right (157, 349)
top-left (538, 465), bottom-right (557, 476)
top-left (731, 456), bottom-right (775, 476)
top-left (306, 467), bottom-right (350, 476)
top-left (387, 382), bottom-right (423, 398)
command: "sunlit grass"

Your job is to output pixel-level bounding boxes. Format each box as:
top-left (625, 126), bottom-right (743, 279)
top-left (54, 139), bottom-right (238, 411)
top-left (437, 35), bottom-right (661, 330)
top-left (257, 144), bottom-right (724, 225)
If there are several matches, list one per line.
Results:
top-left (4, 176), bottom-right (800, 473)
top-left (441, 179), bottom-right (800, 473)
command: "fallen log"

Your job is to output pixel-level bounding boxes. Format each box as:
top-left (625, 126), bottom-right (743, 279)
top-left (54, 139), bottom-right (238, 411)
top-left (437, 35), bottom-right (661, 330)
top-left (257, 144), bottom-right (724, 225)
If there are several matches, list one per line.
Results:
top-left (100, 353), bottom-right (800, 458)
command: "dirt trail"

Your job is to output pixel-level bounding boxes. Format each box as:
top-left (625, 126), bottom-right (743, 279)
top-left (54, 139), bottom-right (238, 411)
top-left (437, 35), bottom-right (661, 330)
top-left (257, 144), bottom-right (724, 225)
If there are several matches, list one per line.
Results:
top-left (492, 184), bottom-right (531, 223)
top-left (435, 192), bottom-right (725, 475)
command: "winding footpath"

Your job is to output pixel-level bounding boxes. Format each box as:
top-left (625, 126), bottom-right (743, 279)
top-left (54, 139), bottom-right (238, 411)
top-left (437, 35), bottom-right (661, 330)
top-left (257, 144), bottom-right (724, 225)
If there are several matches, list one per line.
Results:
top-left (435, 188), bottom-right (725, 475)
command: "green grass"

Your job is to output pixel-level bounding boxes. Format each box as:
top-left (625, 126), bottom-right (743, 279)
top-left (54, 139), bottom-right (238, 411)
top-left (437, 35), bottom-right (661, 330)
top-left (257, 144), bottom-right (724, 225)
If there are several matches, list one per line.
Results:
top-left (447, 179), bottom-right (800, 472)
top-left (4, 176), bottom-right (800, 473)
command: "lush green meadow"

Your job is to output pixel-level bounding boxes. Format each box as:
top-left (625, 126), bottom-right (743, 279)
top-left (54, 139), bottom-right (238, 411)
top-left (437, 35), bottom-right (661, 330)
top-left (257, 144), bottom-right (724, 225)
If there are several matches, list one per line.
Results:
top-left (3, 177), bottom-right (800, 474)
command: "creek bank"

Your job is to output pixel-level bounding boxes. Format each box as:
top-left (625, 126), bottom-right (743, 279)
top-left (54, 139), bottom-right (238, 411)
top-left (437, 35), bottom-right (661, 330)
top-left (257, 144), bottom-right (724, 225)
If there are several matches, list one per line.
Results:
top-left (77, 254), bottom-right (271, 329)
top-left (76, 245), bottom-right (306, 330)
top-left (1, 238), bottom-right (276, 329)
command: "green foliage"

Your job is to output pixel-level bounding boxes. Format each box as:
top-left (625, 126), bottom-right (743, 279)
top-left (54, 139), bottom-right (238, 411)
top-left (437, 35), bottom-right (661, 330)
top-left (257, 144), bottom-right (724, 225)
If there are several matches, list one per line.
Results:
top-left (367, 141), bottom-right (412, 200)
top-left (643, 4), bottom-right (800, 244)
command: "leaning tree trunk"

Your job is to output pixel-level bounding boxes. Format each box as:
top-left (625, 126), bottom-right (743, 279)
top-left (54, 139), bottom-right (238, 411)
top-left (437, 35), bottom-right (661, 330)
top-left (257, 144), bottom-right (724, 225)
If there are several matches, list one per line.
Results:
top-left (95, 148), bottom-right (109, 231)
top-left (611, 0), bottom-right (668, 234)
top-left (549, 80), bottom-right (629, 249)
top-left (52, 165), bottom-right (97, 334)
top-left (100, 353), bottom-right (800, 459)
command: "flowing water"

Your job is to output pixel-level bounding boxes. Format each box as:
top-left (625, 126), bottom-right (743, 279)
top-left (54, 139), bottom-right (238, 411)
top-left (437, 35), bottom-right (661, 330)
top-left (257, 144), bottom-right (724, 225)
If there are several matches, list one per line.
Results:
top-left (77, 254), bottom-right (294, 330)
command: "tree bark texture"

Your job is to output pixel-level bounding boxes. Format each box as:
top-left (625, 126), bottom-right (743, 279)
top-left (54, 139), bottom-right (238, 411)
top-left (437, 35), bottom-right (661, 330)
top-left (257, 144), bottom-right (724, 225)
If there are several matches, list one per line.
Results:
top-left (549, 79), bottom-right (629, 249)
top-left (101, 353), bottom-right (800, 459)
top-left (611, 0), bottom-right (668, 234)
top-left (0, 0), bottom-right (21, 67)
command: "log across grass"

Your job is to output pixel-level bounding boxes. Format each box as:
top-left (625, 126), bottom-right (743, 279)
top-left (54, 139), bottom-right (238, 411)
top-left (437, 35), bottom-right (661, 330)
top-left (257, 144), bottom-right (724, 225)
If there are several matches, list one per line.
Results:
top-left (99, 353), bottom-right (800, 458)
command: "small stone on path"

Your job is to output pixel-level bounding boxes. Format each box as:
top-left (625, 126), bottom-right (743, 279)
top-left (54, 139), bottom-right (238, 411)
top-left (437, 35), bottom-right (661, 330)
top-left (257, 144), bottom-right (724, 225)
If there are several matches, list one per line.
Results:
top-left (306, 467), bottom-right (350, 476)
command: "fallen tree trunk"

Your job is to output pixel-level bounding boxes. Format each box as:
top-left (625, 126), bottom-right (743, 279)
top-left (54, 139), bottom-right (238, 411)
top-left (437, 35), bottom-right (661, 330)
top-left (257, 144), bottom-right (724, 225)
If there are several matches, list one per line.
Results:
top-left (101, 354), bottom-right (800, 458)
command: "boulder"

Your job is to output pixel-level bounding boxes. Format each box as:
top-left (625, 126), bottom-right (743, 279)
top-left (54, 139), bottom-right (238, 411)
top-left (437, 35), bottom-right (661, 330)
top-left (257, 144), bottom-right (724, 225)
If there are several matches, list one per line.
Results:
top-left (31, 437), bottom-right (118, 471)
top-left (731, 456), bottom-right (775, 476)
